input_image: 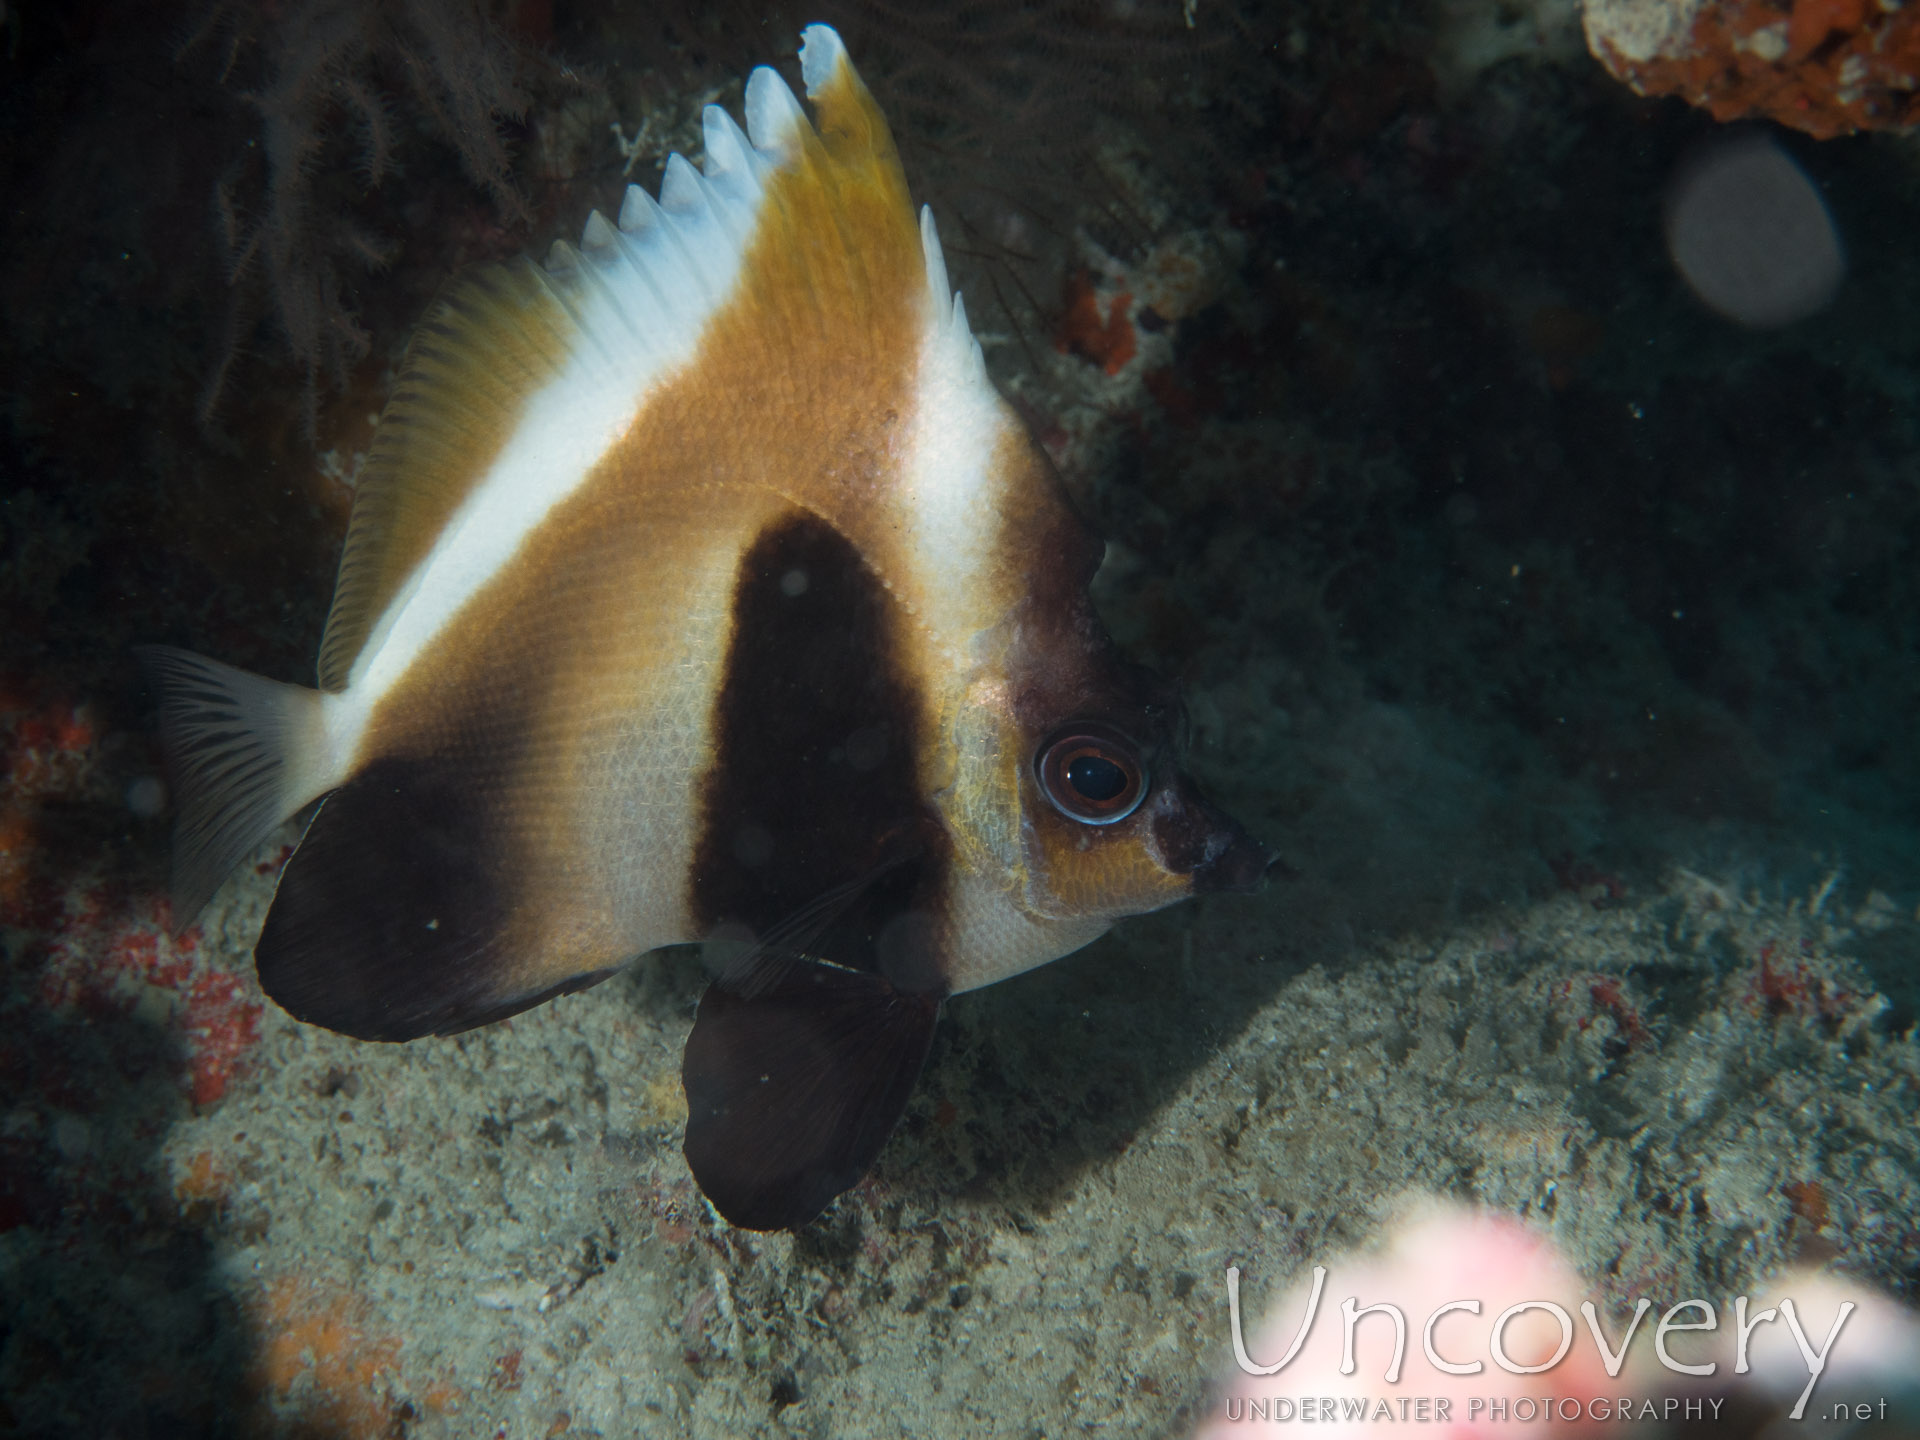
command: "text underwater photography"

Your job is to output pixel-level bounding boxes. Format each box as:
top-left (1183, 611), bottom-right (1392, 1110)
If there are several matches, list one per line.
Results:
top-left (1219, 1261), bottom-right (1879, 1425)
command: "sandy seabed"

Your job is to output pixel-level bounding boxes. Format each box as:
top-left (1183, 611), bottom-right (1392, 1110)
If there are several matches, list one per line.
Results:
top-left (74, 823), bottom-right (1919, 1438)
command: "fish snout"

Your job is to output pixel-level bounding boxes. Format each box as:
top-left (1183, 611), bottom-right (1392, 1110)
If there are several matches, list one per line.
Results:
top-left (1150, 777), bottom-right (1271, 895)
top-left (1190, 824), bottom-right (1273, 894)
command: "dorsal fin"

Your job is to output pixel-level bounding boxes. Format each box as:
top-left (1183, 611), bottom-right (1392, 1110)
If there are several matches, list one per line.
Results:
top-left (735, 24), bottom-right (925, 347)
top-left (315, 24), bottom-right (963, 700)
top-left (798, 24), bottom-right (896, 180)
top-left (315, 79), bottom-right (794, 695)
top-left (316, 262), bottom-right (575, 691)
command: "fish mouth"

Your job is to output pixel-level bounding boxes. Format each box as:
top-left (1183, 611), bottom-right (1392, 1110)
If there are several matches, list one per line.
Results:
top-left (1150, 777), bottom-right (1272, 894)
top-left (1189, 826), bottom-right (1273, 894)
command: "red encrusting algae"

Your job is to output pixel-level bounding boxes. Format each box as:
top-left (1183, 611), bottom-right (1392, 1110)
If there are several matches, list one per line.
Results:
top-left (3, 683), bottom-right (264, 1108)
top-left (1748, 938), bottom-right (1860, 1023)
top-left (1586, 0), bottom-right (1920, 139)
top-left (1552, 973), bottom-right (1653, 1050)
top-left (1056, 269), bottom-right (1138, 375)
top-left (180, 972), bottom-right (265, 1106)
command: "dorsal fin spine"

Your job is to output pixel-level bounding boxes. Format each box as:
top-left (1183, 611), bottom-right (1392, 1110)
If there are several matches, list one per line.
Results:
top-left (656, 218), bottom-right (715, 306)
top-left (527, 256), bottom-right (607, 355)
top-left (745, 65), bottom-right (806, 153)
top-left (660, 155), bottom-right (737, 294)
top-left (320, 31), bottom-right (934, 708)
top-left (798, 24), bottom-right (849, 95)
top-left (918, 205), bottom-right (951, 318)
top-left (610, 234), bottom-right (677, 330)
top-left (581, 209), bottom-right (617, 251)
top-left (571, 252), bottom-right (647, 352)
top-left (698, 165), bottom-right (758, 247)
top-left (659, 152), bottom-right (703, 214)
top-left (702, 105), bottom-right (771, 190)
top-left (617, 183), bottom-right (655, 235)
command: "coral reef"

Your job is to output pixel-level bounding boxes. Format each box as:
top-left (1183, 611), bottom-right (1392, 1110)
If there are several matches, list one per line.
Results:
top-left (1583, 0), bottom-right (1920, 138)
top-left (1056, 268), bottom-right (1139, 375)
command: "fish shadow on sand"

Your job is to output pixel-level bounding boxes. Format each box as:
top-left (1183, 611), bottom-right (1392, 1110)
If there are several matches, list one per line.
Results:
top-left (708, 705), bottom-right (1571, 1227)
top-left (873, 812), bottom-right (1521, 1223)
top-left (900, 894), bottom-right (1294, 1215)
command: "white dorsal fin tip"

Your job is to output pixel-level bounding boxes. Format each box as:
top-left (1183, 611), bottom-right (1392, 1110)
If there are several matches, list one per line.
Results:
top-left (919, 205), bottom-right (952, 314)
top-left (744, 65), bottom-right (807, 154)
top-left (330, 29), bottom-right (900, 721)
top-left (798, 24), bottom-right (850, 97)
top-left (701, 105), bottom-right (759, 181)
top-left (660, 152), bottom-right (704, 214)
top-left (951, 292), bottom-right (985, 376)
top-left (581, 210), bottom-right (617, 250)
top-left (617, 183), bottom-right (653, 233)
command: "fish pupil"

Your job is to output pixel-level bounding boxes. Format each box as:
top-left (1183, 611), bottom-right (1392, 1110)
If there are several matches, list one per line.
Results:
top-left (1067, 754), bottom-right (1127, 802)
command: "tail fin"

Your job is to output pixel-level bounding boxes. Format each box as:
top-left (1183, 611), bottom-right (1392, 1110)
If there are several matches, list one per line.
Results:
top-left (136, 646), bottom-right (339, 928)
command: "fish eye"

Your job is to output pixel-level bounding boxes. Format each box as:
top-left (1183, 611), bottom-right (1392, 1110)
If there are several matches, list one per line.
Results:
top-left (1035, 727), bottom-right (1148, 825)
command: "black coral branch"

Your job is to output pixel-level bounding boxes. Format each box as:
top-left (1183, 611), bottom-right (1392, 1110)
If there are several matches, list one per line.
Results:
top-left (182, 0), bottom-right (534, 433)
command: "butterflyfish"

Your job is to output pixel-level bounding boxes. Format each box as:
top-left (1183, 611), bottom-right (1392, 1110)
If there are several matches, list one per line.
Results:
top-left (142, 24), bottom-right (1268, 1231)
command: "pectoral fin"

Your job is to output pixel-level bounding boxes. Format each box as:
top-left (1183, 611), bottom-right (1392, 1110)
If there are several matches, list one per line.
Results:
top-left (682, 960), bottom-right (941, 1230)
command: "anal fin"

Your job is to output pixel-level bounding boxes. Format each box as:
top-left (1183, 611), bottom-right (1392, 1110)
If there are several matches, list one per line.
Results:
top-left (682, 963), bottom-right (941, 1231)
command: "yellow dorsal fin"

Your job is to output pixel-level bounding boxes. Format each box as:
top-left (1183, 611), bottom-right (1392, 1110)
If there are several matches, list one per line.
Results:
top-left (317, 262), bottom-right (575, 691)
top-left (316, 25), bottom-right (958, 697)
top-left (800, 24), bottom-right (901, 188)
top-left (695, 27), bottom-right (925, 411)
top-left (786, 24), bottom-right (921, 320)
